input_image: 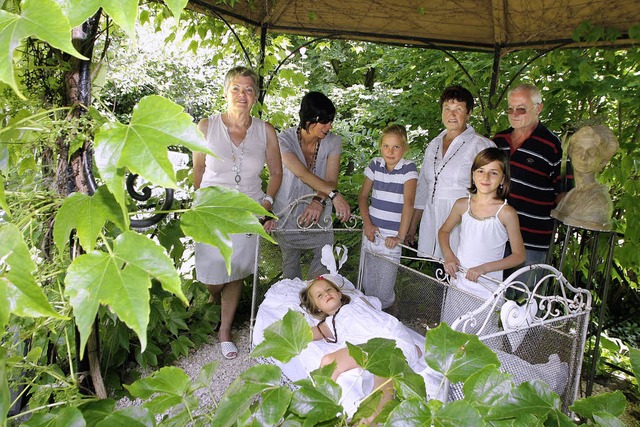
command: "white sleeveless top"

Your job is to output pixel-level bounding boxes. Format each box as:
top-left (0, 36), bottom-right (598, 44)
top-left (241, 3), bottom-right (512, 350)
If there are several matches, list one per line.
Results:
top-left (200, 113), bottom-right (267, 202)
top-left (454, 196), bottom-right (509, 298)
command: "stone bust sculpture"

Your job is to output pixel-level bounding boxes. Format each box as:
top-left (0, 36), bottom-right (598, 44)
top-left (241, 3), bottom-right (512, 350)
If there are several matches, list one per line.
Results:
top-left (551, 125), bottom-right (618, 231)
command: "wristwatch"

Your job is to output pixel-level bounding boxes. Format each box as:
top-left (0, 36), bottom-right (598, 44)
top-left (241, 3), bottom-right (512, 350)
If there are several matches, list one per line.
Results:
top-left (328, 190), bottom-right (340, 200)
top-left (263, 195), bottom-right (274, 205)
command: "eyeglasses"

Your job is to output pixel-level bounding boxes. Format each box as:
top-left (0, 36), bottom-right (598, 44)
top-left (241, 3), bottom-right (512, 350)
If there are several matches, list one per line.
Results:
top-left (506, 104), bottom-right (539, 116)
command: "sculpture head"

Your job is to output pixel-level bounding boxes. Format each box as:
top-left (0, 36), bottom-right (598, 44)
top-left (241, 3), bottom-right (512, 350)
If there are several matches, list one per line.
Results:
top-left (568, 125), bottom-right (618, 174)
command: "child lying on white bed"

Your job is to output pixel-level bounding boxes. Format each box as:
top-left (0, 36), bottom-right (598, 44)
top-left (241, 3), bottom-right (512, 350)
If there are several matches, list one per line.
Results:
top-left (252, 273), bottom-right (443, 417)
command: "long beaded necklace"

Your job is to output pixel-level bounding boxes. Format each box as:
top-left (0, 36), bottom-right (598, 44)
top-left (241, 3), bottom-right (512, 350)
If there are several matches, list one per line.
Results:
top-left (431, 139), bottom-right (466, 202)
top-left (297, 127), bottom-right (321, 173)
top-left (231, 141), bottom-right (244, 190)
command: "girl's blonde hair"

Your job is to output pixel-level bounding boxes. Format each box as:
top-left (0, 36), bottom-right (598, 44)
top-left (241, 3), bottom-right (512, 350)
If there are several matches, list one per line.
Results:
top-left (299, 276), bottom-right (351, 320)
top-left (380, 123), bottom-right (409, 151)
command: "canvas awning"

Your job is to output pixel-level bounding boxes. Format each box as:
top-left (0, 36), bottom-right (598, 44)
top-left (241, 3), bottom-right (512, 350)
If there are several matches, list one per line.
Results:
top-left (188, 0), bottom-right (640, 52)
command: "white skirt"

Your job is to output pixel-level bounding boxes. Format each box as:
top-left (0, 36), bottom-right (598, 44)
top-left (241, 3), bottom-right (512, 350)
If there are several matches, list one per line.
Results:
top-left (195, 233), bottom-right (258, 284)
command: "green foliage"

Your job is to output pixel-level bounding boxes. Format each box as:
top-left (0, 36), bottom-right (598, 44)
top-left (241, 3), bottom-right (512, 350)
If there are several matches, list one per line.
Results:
top-left (1, 0), bottom-right (640, 424)
top-left (0, 0), bottom-right (86, 97)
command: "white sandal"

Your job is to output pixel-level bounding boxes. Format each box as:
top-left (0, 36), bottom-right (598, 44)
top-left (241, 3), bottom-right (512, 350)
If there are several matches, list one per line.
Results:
top-left (220, 341), bottom-right (238, 360)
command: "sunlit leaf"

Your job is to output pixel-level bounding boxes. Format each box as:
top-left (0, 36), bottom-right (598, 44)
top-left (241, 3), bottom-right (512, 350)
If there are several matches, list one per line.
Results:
top-left (125, 366), bottom-right (190, 398)
top-left (424, 323), bottom-right (499, 383)
top-left (94, 95), bottom-right (211, 218)
top-left (54, 0), bottom-right (138, 39)
top-left (592, 411), bottom-right (626, 427)
top-left (0, 224), bottom-right (62, 329)
top-left (180, 186), bottom-right (274, 274)
top-left (53, 186), bottom-right (126, 252)
top-left (0, 0), bottom-right (85, 98)
top-left (65, 231), bottom-right (185, 354)
top-left (250, 310), bottom-right (313, 362)
top-left (163, 0), bottom-right (188, 19)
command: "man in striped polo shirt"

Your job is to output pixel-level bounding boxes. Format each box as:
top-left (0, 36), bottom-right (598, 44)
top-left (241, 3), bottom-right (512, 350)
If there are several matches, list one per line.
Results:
top-left (492, 84), bottom-right (573, 283)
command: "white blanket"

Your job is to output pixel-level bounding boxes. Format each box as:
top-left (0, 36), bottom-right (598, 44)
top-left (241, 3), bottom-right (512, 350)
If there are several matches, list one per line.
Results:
top-left (253, 276), bottom-right (569, 413)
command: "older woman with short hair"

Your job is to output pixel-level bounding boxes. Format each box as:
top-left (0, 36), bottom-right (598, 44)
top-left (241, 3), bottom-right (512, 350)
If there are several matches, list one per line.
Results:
top-left (407, 85), bottom-right (495, 259)
top-left (193, 66), bottom-right (282, 359)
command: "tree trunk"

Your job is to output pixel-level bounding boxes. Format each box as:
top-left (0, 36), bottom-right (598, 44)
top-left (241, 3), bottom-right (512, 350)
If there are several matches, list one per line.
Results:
top-left (57, 10), bottom-right (107, 399)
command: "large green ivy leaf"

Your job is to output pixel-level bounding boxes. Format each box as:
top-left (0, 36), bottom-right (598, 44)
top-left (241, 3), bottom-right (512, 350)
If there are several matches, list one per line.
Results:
top-left (486, 380), bottom-right (560, 421)
top-left (95, 407), bottom-right (155, 427)
top-left (289, 377), bottom-right (342, 424)
top-left (386, 398), bottom-right (432, 425)
top-left (424, 323), bottom-right (499, 383)
top-left (65, 231), bottom-right (186, 354)
top-left (570, 390), bottom-right (626, 419)
top-left (0, 0), bottom-right (86, 98)
top-left (432, 399), bottom-right (484, 426)
top-left (213, 364), bottom-right (282, 427)
top-left (463, 365), bottom-right (513, 412)
top-left (53, 186), bottom-right (126, 253)
top-left (250, 310), bottom-right (313, 363)
top-left (22, 406), bottom-right (85, 427)
top-left (94, 95), bottom-right (212, 219)
top-left (180, 186), bottom-right (274, 274)
top-left (0, 224), bottom-right (62, 330)
top-left (163, 0), bottom-right (188, 19)
top-left (252, 387), bottom-right (293, 426)
top-left (54, 0), bottom-right (138, 39)
top-left (125, 366), bottom-right (191, 415)
top-left (629, 347), bottom-right (640, 379)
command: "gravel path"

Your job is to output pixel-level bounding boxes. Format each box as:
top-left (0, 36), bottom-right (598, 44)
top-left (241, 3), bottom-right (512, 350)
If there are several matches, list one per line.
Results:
top-left (117, 320), bottom-right (257, 411)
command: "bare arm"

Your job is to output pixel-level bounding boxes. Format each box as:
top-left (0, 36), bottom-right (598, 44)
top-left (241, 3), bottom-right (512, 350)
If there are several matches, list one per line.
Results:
top-left (358, 177), bottom-right (376, 242)
top-left (438, 198), bottom-right (465, 276)
top-left (406, 208), bottom-right (423, 245)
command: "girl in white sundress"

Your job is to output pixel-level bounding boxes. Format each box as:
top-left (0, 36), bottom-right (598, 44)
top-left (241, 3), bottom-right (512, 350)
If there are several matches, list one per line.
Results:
top-left (438, 148), bottom-right (525, 328)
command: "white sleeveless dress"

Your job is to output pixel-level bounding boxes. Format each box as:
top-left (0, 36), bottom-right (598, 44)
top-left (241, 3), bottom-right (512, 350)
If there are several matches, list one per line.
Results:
top-left (454, 195), bottom-right (509, 299)
top-left (195, 114), bottom-right (268, 284)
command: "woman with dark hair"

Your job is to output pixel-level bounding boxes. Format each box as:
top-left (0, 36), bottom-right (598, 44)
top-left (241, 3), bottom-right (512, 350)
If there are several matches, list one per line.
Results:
top-left (193, 66), bottom-right (282, 359)
top-left (407, 85), bottom-right (495, 259)
top-left (273, 92), bottom-right (351, 279)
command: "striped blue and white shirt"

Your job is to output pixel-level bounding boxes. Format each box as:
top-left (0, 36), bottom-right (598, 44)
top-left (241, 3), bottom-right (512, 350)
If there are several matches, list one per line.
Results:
top-left (365, 157), bottom-right (418, 235)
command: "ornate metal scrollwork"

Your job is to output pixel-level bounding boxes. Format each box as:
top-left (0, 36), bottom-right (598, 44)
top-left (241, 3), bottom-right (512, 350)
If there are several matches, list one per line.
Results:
top-left (82, 149), bottom-right (174, 230)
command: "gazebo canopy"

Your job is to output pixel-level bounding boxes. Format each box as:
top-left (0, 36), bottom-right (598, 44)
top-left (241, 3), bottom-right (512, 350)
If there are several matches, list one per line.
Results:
top-left (188, 0), bottom-right (640, 52)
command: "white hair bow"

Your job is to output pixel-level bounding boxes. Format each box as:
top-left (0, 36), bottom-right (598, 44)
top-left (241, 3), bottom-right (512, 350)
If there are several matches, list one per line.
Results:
top-left (321, 244), bottom-right (348, 276)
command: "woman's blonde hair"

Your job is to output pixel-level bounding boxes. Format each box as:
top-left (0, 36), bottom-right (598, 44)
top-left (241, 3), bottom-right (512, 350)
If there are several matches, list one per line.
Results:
top-left (223, 66), bottom-right (259, 95)
top-left (380, 123), bottom-right (409, 151)
top-left (299, 276), bottom-right (351, 320)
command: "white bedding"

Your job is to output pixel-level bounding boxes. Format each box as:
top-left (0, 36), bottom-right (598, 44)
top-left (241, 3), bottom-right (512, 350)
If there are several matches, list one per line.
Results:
top-left (253, 275), bottom-right (569, 413)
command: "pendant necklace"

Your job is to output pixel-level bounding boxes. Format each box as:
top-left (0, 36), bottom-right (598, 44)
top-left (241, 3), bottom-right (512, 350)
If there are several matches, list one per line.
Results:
top-left (298, 127), bottom-right (321, 174)
top-left (431, 139), bottom-right (466, 203)
top-left (231, 140), bottom-right (244, 190)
